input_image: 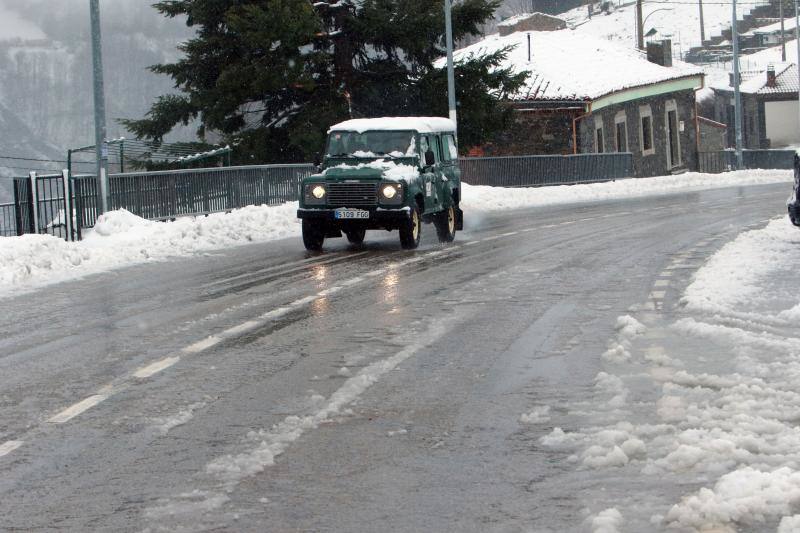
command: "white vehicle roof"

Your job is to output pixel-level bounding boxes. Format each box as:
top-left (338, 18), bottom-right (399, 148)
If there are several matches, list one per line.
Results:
top-left (328, 117), bottom-right (456, 134)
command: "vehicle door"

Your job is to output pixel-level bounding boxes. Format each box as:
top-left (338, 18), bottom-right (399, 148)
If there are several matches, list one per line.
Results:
top-left (439, 133), bottom-right (461, 207)
top-left (419, 135), bottom-right (439, 213)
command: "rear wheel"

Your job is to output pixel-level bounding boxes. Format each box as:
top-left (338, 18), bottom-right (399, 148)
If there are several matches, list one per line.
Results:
top-left (345, 227), bottom-right (366, 245)
top-left (399, 206), bottom-right (422, 249)
top-left (434, 206), bottom-right (457, 243)
top-left (302, 219), bottom-right (325, 251)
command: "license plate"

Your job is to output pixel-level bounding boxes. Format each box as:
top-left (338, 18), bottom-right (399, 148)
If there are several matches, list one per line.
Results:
top-left (334, 209), bottom-right (369, 220)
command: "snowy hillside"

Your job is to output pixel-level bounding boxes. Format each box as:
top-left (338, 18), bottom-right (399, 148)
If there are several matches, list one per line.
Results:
top-left (562, 0), bottom-right (770, 60)
top-left (0, 0), bottom-right (194, 179)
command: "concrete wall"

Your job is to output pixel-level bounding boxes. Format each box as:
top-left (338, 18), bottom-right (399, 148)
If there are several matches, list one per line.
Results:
top-left (577, 90), bottom-right (698, 177)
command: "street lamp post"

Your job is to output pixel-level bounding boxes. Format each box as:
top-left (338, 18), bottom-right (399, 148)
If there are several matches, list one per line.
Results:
top-left (444, 0), bottom-right (458, 137)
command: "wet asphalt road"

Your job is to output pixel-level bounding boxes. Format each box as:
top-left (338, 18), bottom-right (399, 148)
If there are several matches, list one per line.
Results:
top-left (0, 183), bottom-right (791, 532)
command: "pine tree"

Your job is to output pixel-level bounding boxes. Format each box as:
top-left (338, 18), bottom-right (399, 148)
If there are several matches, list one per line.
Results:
top-left (124, 0), bottom-right (526, 162)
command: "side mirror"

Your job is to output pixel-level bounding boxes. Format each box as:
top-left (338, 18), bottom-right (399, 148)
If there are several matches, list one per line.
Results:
top-left (313, 152), bottom-right (322, 167)
top-left (424, 150), bottom-right (435, 167)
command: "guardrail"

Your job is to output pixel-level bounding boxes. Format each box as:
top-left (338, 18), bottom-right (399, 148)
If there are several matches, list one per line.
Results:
top-left (458, 153), bottom-right (634, 187)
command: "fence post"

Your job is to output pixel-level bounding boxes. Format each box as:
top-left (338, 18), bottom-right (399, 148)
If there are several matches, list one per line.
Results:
top-left (62, 170), bottom-right (74, 242)
top-left (75, 178), bottom-right (84, 241)
top-left (13, 179), bottom-right (23, 236)
top-left (28, 172), bottom-right (39, 235)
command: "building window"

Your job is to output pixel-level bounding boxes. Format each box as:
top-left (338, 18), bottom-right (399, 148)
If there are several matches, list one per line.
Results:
top-left (615, 112), bottom-right (628, 152)
top-left (595, 117), bottom-right (605, 153)
top-left (665, 100), bottom-right (681, 168)
top-left (639, 105), bottom-right (654, 155)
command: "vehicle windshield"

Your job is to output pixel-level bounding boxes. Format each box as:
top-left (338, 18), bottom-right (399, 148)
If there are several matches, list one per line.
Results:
top-left (326, 130), bottom-right (417, 158)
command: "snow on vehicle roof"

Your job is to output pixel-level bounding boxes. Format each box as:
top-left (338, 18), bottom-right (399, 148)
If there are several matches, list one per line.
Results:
top-left (328, 117), bottom-right (456, 134)
top-left (438, 30), bottom-right (703, 102)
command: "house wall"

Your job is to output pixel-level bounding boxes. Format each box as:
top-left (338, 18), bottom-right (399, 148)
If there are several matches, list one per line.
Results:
top-left (713, 89), bottom-right (797, 149)
top-left (698, 119), bottom-right (727, 151)
top-left (577, 89), bottom-right (698, 177)
top-left (764, 100), bottom-right (800, 147)
top-left (474, 109), bottom-right (578, 156)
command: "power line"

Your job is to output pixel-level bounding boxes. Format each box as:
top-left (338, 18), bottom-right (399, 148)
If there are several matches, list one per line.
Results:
top-left (0, 155), bottom-right (69, 164)
top-left (0, 165), bottom-right (67, 173)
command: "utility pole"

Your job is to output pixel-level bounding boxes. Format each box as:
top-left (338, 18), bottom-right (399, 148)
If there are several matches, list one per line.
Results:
top-left (445, 0), bottom-right (458, 136)
top-left (732, 0), bottom-right (744, 169)
top-left (699, 0), bottom-right (706, 44)
top-left (780, 0), bottom-right (786, 62)
top-left (795, 0), bottom-right (800, 143)
top-left (636, 0), bottom-right (644, 50)
top-left (90, 0), bottom-right (110, 214)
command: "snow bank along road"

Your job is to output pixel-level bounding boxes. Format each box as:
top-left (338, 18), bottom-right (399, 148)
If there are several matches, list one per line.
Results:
top-left (0, 180), bottom-right (797, 531)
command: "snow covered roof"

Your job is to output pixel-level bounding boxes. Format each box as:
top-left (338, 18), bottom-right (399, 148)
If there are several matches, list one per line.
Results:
top-left (328, 117), bottom-right (456, 134)
top-left (746, 63), bottom-right (798, 94)
top-left (444, 30), bottom-right (703, 102)
top-left (497, 12), bottom-right (561, 28)
top-left (712, 63), bottom-right (799, 95)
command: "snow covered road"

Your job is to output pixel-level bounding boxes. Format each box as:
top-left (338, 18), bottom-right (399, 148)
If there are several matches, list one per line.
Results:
top-left (0, 180), bottom-right (797, 532)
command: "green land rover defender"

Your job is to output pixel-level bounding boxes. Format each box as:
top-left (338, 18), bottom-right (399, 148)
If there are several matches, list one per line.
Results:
top-left (297, 117), bottom-right (464, 251)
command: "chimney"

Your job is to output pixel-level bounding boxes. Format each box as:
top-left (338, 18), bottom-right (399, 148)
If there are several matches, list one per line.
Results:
top-left (646, 40), bottom-right (673, 67)
top-left (766, 64), bottom-right (777, 87)
top-left (527, 33), bottom-right (532, 62)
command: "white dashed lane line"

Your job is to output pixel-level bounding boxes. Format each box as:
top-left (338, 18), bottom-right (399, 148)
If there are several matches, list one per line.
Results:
top-left (48, 394), bottom-right (109, 424)
top-left (0, 440), bottom-right (24, 458)
top-left (2, 216), bottom-right (640, 457)
top-left (133, 357), bottom-right (182, 379)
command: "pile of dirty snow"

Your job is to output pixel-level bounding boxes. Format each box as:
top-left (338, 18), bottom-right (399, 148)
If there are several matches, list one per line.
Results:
top-left (0, 203), bottom-right (299, 295)
top-left (0, 169), bottom-right (792, 298)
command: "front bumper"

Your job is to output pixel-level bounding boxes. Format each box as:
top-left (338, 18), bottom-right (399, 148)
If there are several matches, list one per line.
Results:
top-left (297, 207), bottom-right (411, 229)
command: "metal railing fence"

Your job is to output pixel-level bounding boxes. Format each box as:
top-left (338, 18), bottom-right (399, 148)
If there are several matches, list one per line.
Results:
top-left (699, 149), bottom-right (796, 173)
top-left (458, 153), bottom-right (634, 187)
top-left (0, 202), bottom-right (15, 236)
top-left (10, 164), bottom-right (314, 241)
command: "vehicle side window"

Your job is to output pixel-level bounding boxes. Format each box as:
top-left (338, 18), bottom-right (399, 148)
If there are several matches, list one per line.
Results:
top-left (430, 136), bottom-right (442, 163)
top-left (420, 135), bottom-right (430, 158)
top-left (442, 134), bottom-right (457, 162)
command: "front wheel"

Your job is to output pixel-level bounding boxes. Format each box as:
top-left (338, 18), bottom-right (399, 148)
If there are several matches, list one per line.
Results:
top-left (434, 206), bottom-right (457, 243)
top-left (399, 206), bottom-right (422, 249)
top-left (302, 219), bottom-right (325, 251)
top-left (345, 227), bottom-right (366, 245)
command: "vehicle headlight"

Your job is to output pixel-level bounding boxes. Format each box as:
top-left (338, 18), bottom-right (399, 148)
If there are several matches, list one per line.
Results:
top-left (382, 184), bottom-right (398, 199)
top-left (305, 183), bottom-right (327, 204)
top-left (380, 183), bottom-right (402, 204)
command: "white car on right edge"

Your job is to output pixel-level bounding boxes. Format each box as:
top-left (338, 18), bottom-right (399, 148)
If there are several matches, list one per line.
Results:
top-left (791, 153), bottom-right (800, 227)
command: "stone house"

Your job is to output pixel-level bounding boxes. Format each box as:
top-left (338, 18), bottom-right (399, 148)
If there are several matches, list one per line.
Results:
top-left (449, 23), bottom-right (706, 177)
top-left (711, 63), bottom-right (799, 149)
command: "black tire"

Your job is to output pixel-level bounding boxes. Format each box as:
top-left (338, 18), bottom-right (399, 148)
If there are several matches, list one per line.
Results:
top-left (302, 219), bottom-right (325, 251)
top-left (345, 227), bottom-right (366, 245)
top-left (399, 206), bottom-right (422, 249)
top-left (434, 205), bottom-right (457, 243)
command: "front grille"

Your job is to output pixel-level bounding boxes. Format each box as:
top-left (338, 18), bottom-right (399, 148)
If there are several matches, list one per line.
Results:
top-left (328, 182), bottom-right (377, 207)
